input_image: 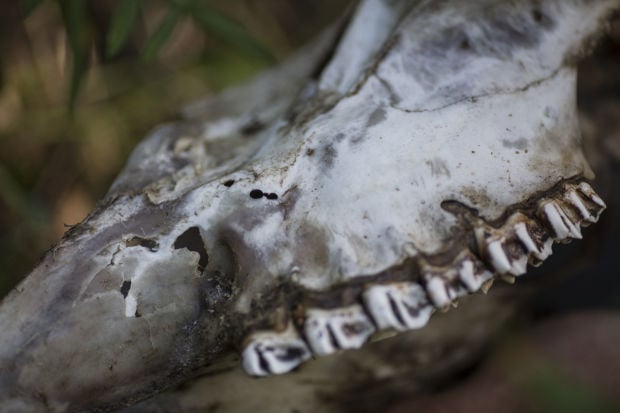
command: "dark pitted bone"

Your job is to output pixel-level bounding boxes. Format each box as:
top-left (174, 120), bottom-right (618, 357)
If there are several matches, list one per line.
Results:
top-left (0, 0), bottom-right (615, 410)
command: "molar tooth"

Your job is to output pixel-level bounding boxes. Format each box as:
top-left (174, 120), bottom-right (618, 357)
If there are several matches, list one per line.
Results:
top-left (304, 305), bottom-right (375, 356)
top-left (567, 190), bottom-right (595, 223)
top-left (242, 325), bottom-right (311, 376)
top-left (578, 182), bottom-right (606, 209)
top-left (542, 201), bottom-right (582, 240)
top-left (363, 283), bottom-right (433, 332)
top-left (515, 222), bottom-right (552, 262)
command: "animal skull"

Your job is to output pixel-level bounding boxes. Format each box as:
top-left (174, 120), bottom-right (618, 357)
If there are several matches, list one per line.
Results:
top-left (0, 0), bottom-right (616, 411)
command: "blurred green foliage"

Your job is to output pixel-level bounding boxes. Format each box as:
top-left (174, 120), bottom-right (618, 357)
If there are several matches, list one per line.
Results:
top-left (26, 0), bottom-right (274, 108)
top-left (106, 0), bottom-right (142, 58)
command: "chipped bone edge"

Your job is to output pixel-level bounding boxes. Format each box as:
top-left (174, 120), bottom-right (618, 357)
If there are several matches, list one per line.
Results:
top-left (241, 181), bottom-right (605, 376)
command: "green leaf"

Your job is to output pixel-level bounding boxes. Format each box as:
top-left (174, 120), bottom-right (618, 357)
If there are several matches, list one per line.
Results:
top-left (58, 0), bottom-right (91, 111)
top-left (106, 0), bottom-right (142, 59)
top-left (141, 10), bottom-right (181, 62)
top-left (182, 2), bottom-right (273, 62)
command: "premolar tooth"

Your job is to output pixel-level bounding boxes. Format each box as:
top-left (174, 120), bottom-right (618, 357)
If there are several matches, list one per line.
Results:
top-left (242, 325), bottom-right (311, 376)
top-left (458, 259), bottom-right (493, 292)
top-left (304, 305), bottom-right (375, 356)
top-left (458, 260), bottom-right (479, 292)
top-left (515, 222), bottom-right (543, 258)
top-left (542, 201), bottom-right (582, 240)
top-left (487, 239), bottom-right (512, 274)
top-left (509, 253), bottom-right (528, 276)
top-left (425, 277), bottom-right (451, 308)
top-left (363, 283), bottom-right (433, 331)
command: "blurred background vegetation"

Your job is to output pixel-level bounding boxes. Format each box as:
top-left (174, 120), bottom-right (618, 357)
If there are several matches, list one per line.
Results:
top-left (0, 0), bottom-right (348, 296)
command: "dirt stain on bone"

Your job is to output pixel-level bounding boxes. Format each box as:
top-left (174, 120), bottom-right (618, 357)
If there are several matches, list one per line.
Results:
top-left (426, 158), bottom-right (451, 178)
top-left (502, 137), bottom-right (528, 150)
top-left (294, 222), bottom-right (330, 272)
top-left (460, 186), bottom-right (493, 211)
top-left (321, 143), bottom-right (338, 170)
top-left (366, 107), bottom-right (387, 127)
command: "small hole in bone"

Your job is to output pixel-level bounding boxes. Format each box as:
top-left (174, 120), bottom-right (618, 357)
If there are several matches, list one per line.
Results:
top-left (250, 189), bottom-right (264, 199)
top-left (240, 119), bottom-right (265, 136)
top-left (223, 179), bottom-right (235, 187)
top-left (120, 281), bottom-right (131, 298)
top-left (265, 193), bottom-right (278, 200)
top-left (174, 227), bottom-right (208, 272)
top-left (532, 9), bottom-right (543, 23)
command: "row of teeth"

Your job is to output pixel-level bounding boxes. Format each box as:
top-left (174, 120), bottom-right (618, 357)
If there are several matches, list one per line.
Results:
top-left (242, 182), bottom-right (605, 376)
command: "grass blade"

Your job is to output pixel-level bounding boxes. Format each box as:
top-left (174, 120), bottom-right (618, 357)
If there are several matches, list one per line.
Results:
top-left (184, 2), bottom-right (273, 62)
top-left (106, 0), bottom-right (142, 59)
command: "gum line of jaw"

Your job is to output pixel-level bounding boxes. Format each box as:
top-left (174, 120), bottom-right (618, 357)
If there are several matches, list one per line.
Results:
top-left (242, 181), bottom-right (606, 376)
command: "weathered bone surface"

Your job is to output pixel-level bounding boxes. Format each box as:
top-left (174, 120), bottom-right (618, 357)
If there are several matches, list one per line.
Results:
top-left (0, 0), bottom-right (616, 411)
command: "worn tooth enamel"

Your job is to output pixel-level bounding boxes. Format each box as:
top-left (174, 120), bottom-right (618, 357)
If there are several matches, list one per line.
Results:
top-left (458, 260), bottom-right (480, 292)
top-left (540, 239), bottom-right (553, 260)
top-left (515, 222), bottom-right (542, 257)
top-left (458, 260), bottom-right (493, 292)
top-left (304, 305), bottom-right (375, 356)
top-left (578, 182), bottom-right (606, 209)
top-left (542, 201), bottom-right (582, 240)
top-left (557, 204), bottom-right (583, 239)
top-left (242, 325), bottom-right (311, 376)
top-left (542, 202), bottom-right (568, 239)
top-left (363, 283), bottom-right (433, 331)
top-left (567, 190), bottom-right (594, 222)
top-left (487, 239), bottom-right (512, 274)
top-left (426, 277), bottom-right (452, 308)
top-left (509, 253), bottom-right (528, 276)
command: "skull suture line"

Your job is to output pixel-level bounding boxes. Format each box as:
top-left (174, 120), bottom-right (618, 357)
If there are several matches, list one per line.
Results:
top-left (0, 0), bottom-right (615, 411)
